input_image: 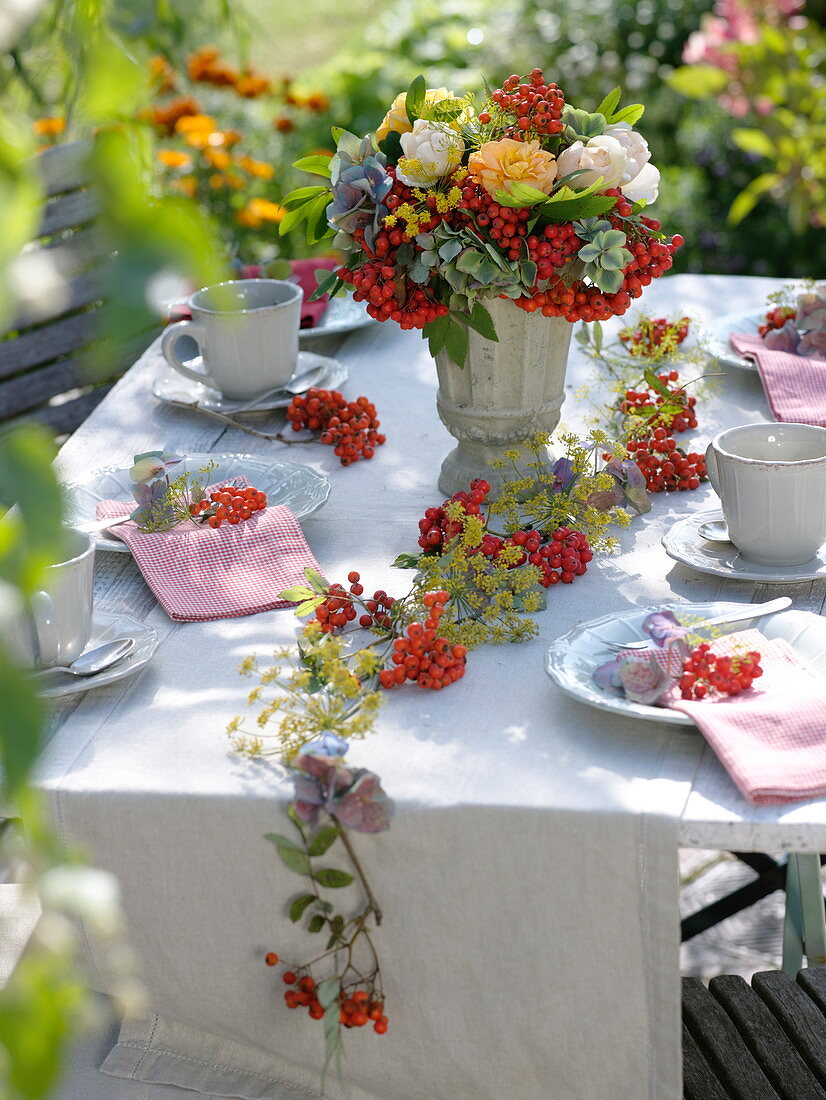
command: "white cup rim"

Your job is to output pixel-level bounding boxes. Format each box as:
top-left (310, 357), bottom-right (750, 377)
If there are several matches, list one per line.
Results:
top-left (189, 278), bottom-right (303, 316)
top-left (712, 422), bottom-right (826, 467)
top-left (49, 527), bottom-right (94, 569)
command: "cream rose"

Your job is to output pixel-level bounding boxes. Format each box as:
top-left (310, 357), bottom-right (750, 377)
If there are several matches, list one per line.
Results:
top-left (396, 121), bottom-right (464, 187)
top-left (622, 162), bottom-right (660, 205)
top-left (375, 87), bottom-right (454, 143)
top-left (467, 138), bottom-right (557, 200)
top-left (603, 122), bottom-right (652, 184)
top-left (556, 135), bottom-right (627, 191)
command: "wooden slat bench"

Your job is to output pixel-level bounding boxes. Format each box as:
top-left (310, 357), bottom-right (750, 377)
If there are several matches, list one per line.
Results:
top-left (0, 141), bottom-right (153, 436)
top-left (683, 967), bottom-right (826, 1098)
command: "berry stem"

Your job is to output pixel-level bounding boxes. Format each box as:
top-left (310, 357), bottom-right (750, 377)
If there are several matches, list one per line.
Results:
top-left (334, 818), bottom-right (383, 925)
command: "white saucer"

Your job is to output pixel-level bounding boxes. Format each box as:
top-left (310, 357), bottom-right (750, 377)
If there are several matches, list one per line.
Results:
top-left (152, 350), bottom-right (349, 414)
top-left (662, 508), bottom-right (826, 583)
top-left (64, 453), bottom-right (330, 553)
top-left (35, 611), bottom-right (159, 699)
top-left (700, 308), bottom-right (762, 372)
top-left (299, 296), bottom-right (376, 340)
top-left (545, 602), bottom-right (826, 727)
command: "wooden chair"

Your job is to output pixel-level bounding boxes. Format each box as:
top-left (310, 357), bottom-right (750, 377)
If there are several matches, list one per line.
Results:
top-left (0, 141), bottom-right (150, 436)
top-left (682, 966), bottom-right (826, 1099)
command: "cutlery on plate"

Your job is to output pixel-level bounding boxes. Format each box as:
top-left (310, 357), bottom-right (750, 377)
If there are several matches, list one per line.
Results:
top-left (76, 515), bottom-right (133, 535)
top-left (231, 363), bottom-right (327, 414)
top-left (697, 518), bottom-right (732, 543)
top-left (600, 596), bottom-right (792, 651)
top-left (32, 637), bottom-right (135, 678)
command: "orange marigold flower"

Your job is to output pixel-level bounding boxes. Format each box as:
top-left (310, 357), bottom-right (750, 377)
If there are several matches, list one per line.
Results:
top-left (235, 74), bottom-right (270, 99)
top-left (224, 172), bottom-right (246, 190)
top-left (149, 55), bottom-right (176, 94)
top-left (172, 176), bottom-right (197, 198)
top-left (303, 91), bottom-right (330, 112)
top-left (147, 97), bottom-right (202, 136)
top-left (247, 198), bottom-right (287, 222)
top-left (156, 148), bottom-right (192, 170)
top-left (222, 130), bottom-right (242, 148)
top-left (204, 148), bottom-right (231, 170)
top-left (33, 116), bottom-right (65, 137)
top-left (237, 155), bottom-right (275, 180)
top-left (274, 116), bottom-right (294, 133)
top-left (235, 207), bottom-right (262, 228)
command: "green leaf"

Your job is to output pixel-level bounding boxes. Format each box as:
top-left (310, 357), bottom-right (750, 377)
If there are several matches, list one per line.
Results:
top-left (562, 106), bottom-right (606, 138)
top-left (0, 653), bottom-right (42, 796)
top-left (278, 585), bottom-right (314, 602)
top-left (540, 194), bottom-right (616, 223)
top-left (667, 65), bottom-right (728, 99)
top-left (424, 314), bottom-right (450, 358)
top-left (318, 977), bottom-right (341, 1009)
top-left (405, 74), bottom-right (426, 124)
top-left (279, 204), bottom-right (310, 236)
top-left (494, 181), bottom-right (549, 208)
top-left (728, 173), bottom-right (782, 225)
top-left (289, 893), bottom-right (316, 922)
top-left (438, 238), bottom-right (463, 262)
top-left (305, 193), bottom-right (333, 246)
top-left (578, 243), bottom-right (602, 263)
top-left (292, 154), bottom-right (332, 178)
top-left (643, 369), bottom-right (673, 400)
top-left (304, 568), bottom-right (328, 593)
top-left (378, 130), bottom-right (402, 164)
top-left (610, 103), bottom-right (645, 126)
top-left (276, 846), bottom-right (313, 876)
top-left (592, 320), bottom-right (603, 353)
top-left (281, 185), bottom-right (329, 209)
top-left (294, 597), bottom-right (324, 617)
top-left (308, 825), bottom-right (339, 857)
top-left (732, 129), bottom-right (774, 159)
top-left (456, 250), bottom-right (483, 275)
top-left (392, 551), bottom-right (423, 569)
top-left (466, 302), bottom-right (498, 341)
top-left (308, 913), bottom-right (325, 933)
top-left (444, 318), bottom-right (469, 368)
top-left (595, 86), bottom-right (622, 119)
top-left (264, 832), bottom-right (303, 851)
top-left (314, 868), bottom-right (354, 888)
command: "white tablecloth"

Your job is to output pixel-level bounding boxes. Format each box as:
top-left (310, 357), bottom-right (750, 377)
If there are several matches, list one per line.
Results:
top-left (34, 275), bottom-right (826, 1099)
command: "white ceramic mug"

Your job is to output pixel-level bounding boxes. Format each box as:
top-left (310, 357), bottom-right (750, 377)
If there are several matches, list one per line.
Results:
top-left (1, 528), bottom-right (95, 668)
top-left (161, 279), bottom-right (303, 401)
top-left (705, 422), bottom-right (826, 566)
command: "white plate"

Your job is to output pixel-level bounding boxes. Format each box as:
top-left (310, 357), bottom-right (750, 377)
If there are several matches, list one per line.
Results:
top-left (64, 453), bottom-right (330, 553)
top-left (544, 602), bottom-right (826, 727)
top-left (35, 611), bottom-right (158, 699)
top-left (700, 308), bottom-right (763, 371)
top-left (299, 295), bottom-right (376, 341)
top-left (152, 351), bottom-right (349, 414)
top-left (662, 508), bottom-right (826, 583)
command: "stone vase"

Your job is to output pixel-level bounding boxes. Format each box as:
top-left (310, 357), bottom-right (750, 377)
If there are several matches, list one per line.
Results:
top-left (434, 297), bottom-right (574, 496)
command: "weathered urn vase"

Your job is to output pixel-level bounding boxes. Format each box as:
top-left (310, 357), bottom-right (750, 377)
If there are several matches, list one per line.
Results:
top-left (434, 297), bottom-right (574, 496)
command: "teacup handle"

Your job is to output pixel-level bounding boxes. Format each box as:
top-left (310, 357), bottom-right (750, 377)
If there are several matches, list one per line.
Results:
top-left (161, 319), bottom-right (215, 388)
top-left (704, 443), bottom-right (720, 494)
top-left (30, 590), bottom-right (58, 669)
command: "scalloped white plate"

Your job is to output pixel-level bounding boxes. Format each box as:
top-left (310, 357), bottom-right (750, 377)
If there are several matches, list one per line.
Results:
top-left (299, 295), bottom-right (375, 340)
top-left (64, 454), bottom-right (330, 553)
top-left (35, 611), bottom-right (158, 699)
top-left (700, 307), bottom-right (763, 372)
top-left (544, 601), bottom-right (826, 727)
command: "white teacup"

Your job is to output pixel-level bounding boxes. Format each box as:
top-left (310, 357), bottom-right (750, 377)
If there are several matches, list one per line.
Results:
top-left (161, 279), bottom-right (303, 401)
top-left (2, 528), bottom-right (95, 668)
top-left (705, 422), bottom-right (826, 566)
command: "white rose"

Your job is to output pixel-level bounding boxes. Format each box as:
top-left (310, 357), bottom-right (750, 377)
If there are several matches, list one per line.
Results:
top-left (556, 134), bottom-right (627, 191)
top-left (603, 122), bottom-right (652, 184)
top-left (621, 162), bottom-right (660, 206)
top-left (396, 120), bottom-right (464, 187)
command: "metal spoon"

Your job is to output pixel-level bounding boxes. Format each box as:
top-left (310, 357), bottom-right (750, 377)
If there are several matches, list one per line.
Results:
top-left (698, 519), bottom-right (732, 543)
top-left (231, 362), bottom-right (328, 414)
top-left (33, 637), bottom-right (135, 678)
top-left (601, 596), bottom-right (792, 652)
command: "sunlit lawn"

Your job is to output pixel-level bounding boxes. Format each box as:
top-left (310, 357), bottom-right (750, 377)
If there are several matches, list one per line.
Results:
top-left (241, 0), bottom-right (375, 77)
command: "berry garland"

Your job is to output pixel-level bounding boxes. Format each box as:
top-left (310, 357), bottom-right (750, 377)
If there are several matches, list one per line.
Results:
top-left (285, 388), bottom-right (386, 466)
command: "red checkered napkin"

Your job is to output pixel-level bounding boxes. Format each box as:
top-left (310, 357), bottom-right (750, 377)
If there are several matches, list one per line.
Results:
top-left (667, 629), bottom-right (826, 805)
top-left (95, 491), bottom-right (322, 622)
top-left (730, 332), bottom-right (826, 426)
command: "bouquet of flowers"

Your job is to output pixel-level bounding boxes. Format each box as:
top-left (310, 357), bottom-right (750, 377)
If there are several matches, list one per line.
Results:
top-left (282, 69), bottom-right (684, 365)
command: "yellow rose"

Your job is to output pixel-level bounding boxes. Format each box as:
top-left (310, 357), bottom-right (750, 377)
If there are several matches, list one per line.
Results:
top-left (468, 138), bottom-right (558, 200)
top-left (375, 87), bottom-right (454, 143)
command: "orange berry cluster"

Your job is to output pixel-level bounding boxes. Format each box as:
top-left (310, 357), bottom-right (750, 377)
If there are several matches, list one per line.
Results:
top-left (626, 430), bottom-right (706, 493)
top-left (189, 483), bottom-right (267, 527)
top-left (286, 388), bottom-right (386, 465)
top-left (458, 183), bottom-right (531, 262)
top-left (484, 69), bottom-right (565, 138)
top-left (759, 305), bottom-right (796, 338)
top-left (313, 572), bottom-right (396, 633)
top-left (679, 643), bottom-right (763, 700)
top-left (417, 478), bottom-right (491, 551)
top-left (620, 371), bottom-right (698, 434)
top-left (381, 591), bottom-right (467, 691)
top-left (275, 966), bottom-right (389, 1034)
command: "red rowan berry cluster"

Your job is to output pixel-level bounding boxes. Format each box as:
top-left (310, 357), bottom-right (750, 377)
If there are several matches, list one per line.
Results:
top-left (620, 371), bottom-right (698, 434)
top-left (313, 572), bottom-right (395, 633)
top-left (526, 223), bottom-right (581, 280)
top-left (759, 305), bottom-right (796, 338)
top-left (488, 526), bottom-right (593, 587)
top-left (457, 181), bottom-right (531, 260)
top-left (189, 484), bottom-right (267, 528)
top-left (381, 591), bottom-right (467, 691)
top-left (482, 69), bottom-right (565, 138)
top-left (417, 478), bottom-right (491, 551)
top-left (678, 643), bottom-right (763, 700)
top-left (274, 964), bottom-right (389, 1034)
top-left (286, 388), bottom-right (386, 465)
top-left (619, 316), bottom-right (690, 356)
top-left (626, 430), bottom-right (706, 492)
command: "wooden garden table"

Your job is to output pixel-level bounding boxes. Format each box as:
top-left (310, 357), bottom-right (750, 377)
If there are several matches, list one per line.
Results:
top-left (34, 274), bottom-right (826, 1100)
